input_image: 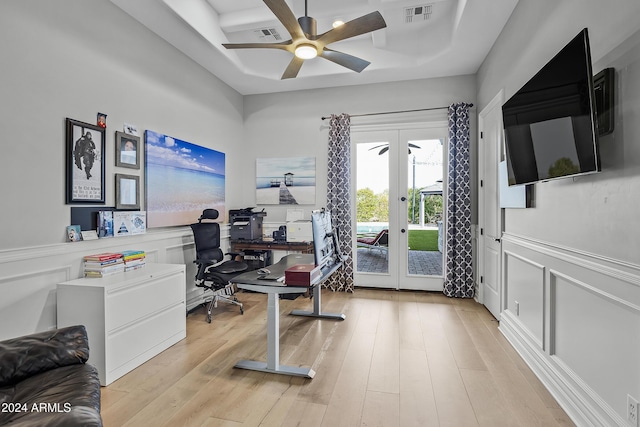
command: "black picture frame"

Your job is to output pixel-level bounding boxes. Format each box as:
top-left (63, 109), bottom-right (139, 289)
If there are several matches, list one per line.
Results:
top-left (115, 173), bottom-right (140, 209)
top-left (115, 131), bottom-right (141, 169)
top-left (66, 118), bottom-right (105, 204)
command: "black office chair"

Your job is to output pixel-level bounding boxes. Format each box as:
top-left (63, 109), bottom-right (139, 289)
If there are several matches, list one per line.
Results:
top-left (190, 209), bottom-right (245, 323)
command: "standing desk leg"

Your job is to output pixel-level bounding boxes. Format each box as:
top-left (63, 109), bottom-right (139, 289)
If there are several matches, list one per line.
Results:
top-left (266, 292), bottom-right (278, 370)
top-left (290, 285), bottom-right (346, 320)
top-left (234, 292), bottom-right (315, 378)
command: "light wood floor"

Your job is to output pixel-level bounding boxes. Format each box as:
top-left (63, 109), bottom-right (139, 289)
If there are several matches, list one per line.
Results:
top-left (100, 288), bottom-right (575, 427)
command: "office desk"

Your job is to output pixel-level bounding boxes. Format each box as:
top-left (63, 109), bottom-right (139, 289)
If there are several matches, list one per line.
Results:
top-left (231, 254), bottom-right (345, 379)
top-left (231, 240), bottom-right (314, 254)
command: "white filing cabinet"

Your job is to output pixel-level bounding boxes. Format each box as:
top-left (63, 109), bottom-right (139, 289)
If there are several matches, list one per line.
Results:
top-left (57, 263), bottom-right (186, 386)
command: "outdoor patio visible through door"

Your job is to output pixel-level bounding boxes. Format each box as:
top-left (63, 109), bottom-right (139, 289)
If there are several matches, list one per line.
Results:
top-left (352, 126), bottom-right (447, 291)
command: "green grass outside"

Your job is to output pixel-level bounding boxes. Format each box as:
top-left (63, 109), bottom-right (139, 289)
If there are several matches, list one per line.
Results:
top-left (408, 229), bottom-right (439, 251)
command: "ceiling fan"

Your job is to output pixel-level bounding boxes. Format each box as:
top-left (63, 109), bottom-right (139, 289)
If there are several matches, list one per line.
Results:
top-left (369, 143), bottom-right (421, 155)
top-left (222, 0), bottom-right (387, 80)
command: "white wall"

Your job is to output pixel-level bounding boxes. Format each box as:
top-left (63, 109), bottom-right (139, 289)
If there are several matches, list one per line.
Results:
top-left (242, 76), bottom-right (477, 225)
top-left (0, 0), bottom-right (244, 251)
top-left (476, 1), bottom-right (640, 425)
top-left (0, 0), bottom-right (244, 339)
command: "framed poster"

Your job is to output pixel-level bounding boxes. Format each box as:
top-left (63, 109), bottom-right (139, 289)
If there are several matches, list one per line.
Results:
top-left (256, 157), bottom-right (316, 205)
top-left (66, 118), bottom-right (105, 203)
top-left (145, 130), bottom-right (225, 228)
top-left (115, 131), bottom-right (141, 169)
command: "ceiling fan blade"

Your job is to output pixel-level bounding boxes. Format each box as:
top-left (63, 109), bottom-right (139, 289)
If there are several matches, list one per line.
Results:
top-left (222, 41), bottom-right (292, 51)
top-left (317, 11), bottom-right (386, 45)
top-left (378, 146), bottom-right (389, 155)
top-left (264, 0), bottom-right (305, 40)
top-left (320, 48), bottom-right (370, 73)
top-left (281, 56), bottom-right (304, 79)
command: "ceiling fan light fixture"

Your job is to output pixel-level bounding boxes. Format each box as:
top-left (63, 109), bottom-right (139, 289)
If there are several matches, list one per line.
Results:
top-left (332, 19), bottom-right (345, 28)
top-left (295, 44), bottom-right (318, 59)
top-left (223, 0), bottom-right (387, 79)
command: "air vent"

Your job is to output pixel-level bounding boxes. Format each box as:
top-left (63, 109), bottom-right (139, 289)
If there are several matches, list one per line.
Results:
top-left (253, 28), bottom-right (282, 41)
top-left (405, 4), bottom-right (432, 23)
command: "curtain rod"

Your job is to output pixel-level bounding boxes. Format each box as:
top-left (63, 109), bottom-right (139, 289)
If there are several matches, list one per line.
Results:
top-left (320, 104), bottom-right (473, 121)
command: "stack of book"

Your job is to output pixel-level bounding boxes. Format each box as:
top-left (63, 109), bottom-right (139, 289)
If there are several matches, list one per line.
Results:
top-left (83, 253), bottom-right (124, 277)
top-left (121, 250), bottom-right (146, 272)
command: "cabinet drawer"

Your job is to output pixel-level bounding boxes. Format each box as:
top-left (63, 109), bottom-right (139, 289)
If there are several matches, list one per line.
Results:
top-left (106, 303), bottom-right (185, 375)
top-left (106, 272), bottom-right (184, 331)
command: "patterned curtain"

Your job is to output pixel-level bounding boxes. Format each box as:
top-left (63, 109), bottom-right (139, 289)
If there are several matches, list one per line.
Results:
top-left (325, 113), bottom-right (354, 292)
top-left (443, 103), bottom-right (474, 298)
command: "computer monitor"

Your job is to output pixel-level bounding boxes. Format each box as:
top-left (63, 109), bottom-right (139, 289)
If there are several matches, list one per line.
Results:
top-left (311, 209), bottom-right (338, 269)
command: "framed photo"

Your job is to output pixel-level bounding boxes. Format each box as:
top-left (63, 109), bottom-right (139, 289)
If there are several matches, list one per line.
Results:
top-left (66, 118), bottom-right (105, 204)
top-left (115, 131), bottom-right (140, 169)
top-left (115, 173), bottom-right (140, 209)
top-left (66, 225), bottom-right (81, 242)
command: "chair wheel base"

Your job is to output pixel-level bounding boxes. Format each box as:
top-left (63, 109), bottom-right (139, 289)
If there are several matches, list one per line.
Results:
top-left (201, 293), bottom-right (243, 323)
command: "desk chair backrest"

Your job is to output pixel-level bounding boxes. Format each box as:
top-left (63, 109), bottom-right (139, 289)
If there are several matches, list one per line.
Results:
top-left (190, 209), bottom-right (224, 263)
top-left (188, 209), bottom-right (245, 322)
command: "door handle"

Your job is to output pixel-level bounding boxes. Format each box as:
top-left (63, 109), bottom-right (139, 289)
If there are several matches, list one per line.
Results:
top-left (401, 229), bottom-right (406, 233)
top-left (400, 196), bottom-right (407, 201)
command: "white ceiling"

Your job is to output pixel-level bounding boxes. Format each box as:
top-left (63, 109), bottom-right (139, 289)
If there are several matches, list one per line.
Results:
top-left (109, 0), bottom-right (519, 95)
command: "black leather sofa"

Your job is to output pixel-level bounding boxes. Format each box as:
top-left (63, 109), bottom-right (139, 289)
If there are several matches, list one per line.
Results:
top-left (0, 325), bottom-right (102, 426)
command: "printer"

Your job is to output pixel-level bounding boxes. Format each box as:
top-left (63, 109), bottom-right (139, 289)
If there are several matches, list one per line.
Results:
top-left (286, 220), bottom-right (313, 242)
top-left (229, 207), bottom-right (266, 240)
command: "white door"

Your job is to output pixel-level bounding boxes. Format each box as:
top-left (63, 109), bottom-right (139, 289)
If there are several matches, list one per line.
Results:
top-left (478, 92), bottom-right (505, 319)
top-left (352, 125), bottom-right (448, 291)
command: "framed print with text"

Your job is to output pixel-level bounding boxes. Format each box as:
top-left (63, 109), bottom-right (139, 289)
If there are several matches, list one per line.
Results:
top-left (66, 118), bottom-right (105, 204)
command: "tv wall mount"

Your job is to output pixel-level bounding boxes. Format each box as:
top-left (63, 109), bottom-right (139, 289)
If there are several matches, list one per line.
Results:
top-left (594, 67), bottom-right (615, 136)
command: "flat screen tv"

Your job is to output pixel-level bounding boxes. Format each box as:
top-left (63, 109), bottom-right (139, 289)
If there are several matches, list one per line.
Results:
top-left (502, 28), bottom-right (601, 186)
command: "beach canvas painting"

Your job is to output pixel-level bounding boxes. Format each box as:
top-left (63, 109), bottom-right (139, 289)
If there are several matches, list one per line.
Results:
top-left (256, 157), bottom-right (315, 205)
top-left (145, 130), bottom-right (225, 228)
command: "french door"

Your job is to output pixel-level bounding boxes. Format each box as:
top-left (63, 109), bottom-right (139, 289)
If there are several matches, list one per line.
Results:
top-left (352, 125), bottom-right (448, 291)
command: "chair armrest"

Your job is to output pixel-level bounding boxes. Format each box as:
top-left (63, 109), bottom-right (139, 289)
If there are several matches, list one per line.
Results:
top-left (193, 258), bottom-right (216, 266)
top-left (0, 325), bottom-right (90, 387)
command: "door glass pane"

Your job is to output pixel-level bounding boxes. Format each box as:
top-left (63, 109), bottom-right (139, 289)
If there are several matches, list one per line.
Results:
top-left (406, 139), bottom-right (444, 276)
top-left (355, 141), bottom-right (389, 274)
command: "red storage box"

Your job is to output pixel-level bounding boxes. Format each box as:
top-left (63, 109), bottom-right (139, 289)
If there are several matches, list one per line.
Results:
top-left (285, 264), bottom-right (322, 287)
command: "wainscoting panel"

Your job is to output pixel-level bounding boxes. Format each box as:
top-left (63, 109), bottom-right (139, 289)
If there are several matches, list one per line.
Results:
top-left (500, 233), bottom-right (640, 427)
top-left (0, 266), bottom-right (71, 339)
top-left (503, 250), bottom-right (545, 349)
top-left (0, 227), bottom-right (202, 341)
top-left (551, 269), bottom-right (640, 420)
top-left (165, 241), bottom-right (203, 311)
